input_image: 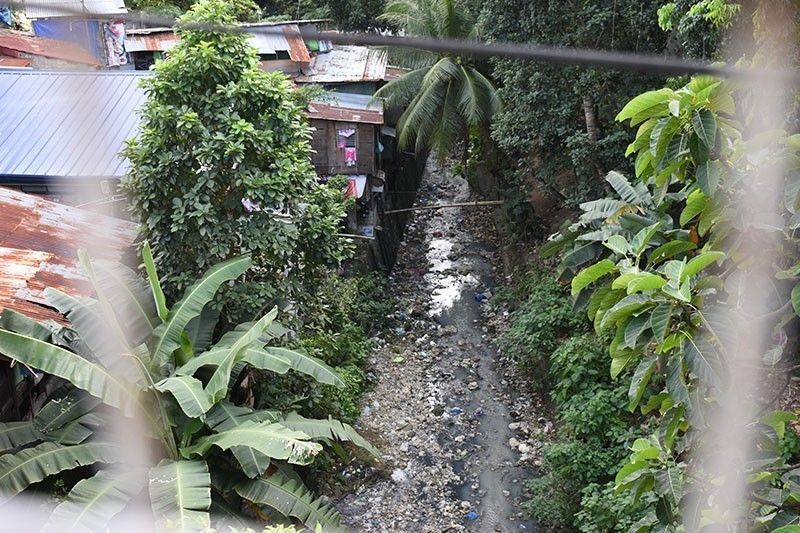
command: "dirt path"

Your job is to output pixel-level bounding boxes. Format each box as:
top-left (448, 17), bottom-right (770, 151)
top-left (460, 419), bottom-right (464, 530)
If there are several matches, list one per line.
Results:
top-left (333, 161), bottom-right (543, 532)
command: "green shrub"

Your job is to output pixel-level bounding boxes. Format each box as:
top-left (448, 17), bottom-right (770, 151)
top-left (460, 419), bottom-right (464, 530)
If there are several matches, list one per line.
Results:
top-left (558, 387), bottom-right (631, 446)
top-left (576, 481), bottom-right (656, 533)
top-left (525, 439), bottom-right (622, 526)
top-left (500, 268), bottom-right (587, 378)
top-left (351, 273), bottom-right (395, 333)
top-left (549, 333), bottom-right (612, 409)
top-left (503, 267), bottom-right (644, 530)
top-left (782, 426), bottom-right (800, 463)
top-left (256, 271), bottom-right (392, 424)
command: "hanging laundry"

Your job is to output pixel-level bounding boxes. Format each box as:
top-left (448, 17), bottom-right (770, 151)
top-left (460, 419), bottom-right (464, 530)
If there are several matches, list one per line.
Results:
top-left (345, 147), bottom-right (357, 167)
top-left (337, 128), bottom-right (356, 148)
top-left (344, 179), bottom-right (358, 198)
top-left (104, 19), bottom-right (127, 67)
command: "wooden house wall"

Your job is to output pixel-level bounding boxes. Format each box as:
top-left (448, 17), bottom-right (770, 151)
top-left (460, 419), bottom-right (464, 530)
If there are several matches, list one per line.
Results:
top-left (309, 119), bottom-right (376, 176)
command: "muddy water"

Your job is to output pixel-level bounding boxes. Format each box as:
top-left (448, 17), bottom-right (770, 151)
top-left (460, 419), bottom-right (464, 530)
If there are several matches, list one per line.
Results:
top-left (335, 161), bottom-right (538, 532)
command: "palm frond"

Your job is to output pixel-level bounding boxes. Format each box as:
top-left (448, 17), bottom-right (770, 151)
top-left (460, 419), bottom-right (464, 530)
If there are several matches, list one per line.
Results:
top-left (149, 460), bottom-right (211, 532)
top-left (154, 376), bottom-right (213, 419)
top-left (279, 413), bottom-right (379, 456)
top-left (205, 401), bottom-right (277, 478)
top-left (142, 241), bottom-right (168, 322)
top-left (235, 471), bottom-right (343, 532)
top-left (184, 305), bottom-right (220, 354)
top-left (182, 420), bottom-right (321, 466)
top-left (0, 309), bottom-right (56, 341)
top-left (0, 423), bottom-right (42, 454)
top-left (45, 469), bottom-right (145, 532)
top-left (204, 308), bottom-right (278, 402)
top-left (0, 330), bottom-right (144, 417)
top-left (150, 255), bottom-right (252, 372)
top-left (34, 389), bottom-right (101, 436)
top-left (0, 442), bottom-right (119, 503)
top-left (90, 259), bottom-right (157, 344)
top-left (375, 67), bottom-right (429, 108)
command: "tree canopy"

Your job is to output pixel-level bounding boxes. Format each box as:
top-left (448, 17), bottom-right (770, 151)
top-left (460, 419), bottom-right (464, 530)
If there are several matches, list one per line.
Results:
top-left (375, 0), bottom-right (501, 160)
top-left (123, 0), bottom-right (352, 324)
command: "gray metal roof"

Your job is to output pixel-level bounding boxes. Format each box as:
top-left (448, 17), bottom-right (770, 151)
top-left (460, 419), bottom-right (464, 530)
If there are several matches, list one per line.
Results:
top-left (326, 92), bottom-right (383, 112)
top-left (24, 0), bottom-right (127, 19)
top-left (296, 45), bottom-right (388, 83)
top-left (0, 69), bottom-right (148, 179)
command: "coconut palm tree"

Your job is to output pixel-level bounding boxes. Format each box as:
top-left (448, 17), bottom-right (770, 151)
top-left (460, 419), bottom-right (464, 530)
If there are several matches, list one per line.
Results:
top-left (375, 0), bottom-right (501, 162)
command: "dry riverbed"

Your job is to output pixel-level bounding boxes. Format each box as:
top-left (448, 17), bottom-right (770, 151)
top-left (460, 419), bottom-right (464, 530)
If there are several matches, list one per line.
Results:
top-left (324, 162), bottom-right (550, 532)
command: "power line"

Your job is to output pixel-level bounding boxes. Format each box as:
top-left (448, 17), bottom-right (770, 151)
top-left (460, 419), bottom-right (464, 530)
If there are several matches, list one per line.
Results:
top-left (5, 0), bottom-right (799, 82)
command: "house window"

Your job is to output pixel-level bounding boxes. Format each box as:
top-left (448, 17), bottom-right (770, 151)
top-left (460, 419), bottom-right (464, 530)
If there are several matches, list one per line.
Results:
top-left (337, 127), bottom-right (357, 148)
top-left (337, 127), bottom-right (358, 167)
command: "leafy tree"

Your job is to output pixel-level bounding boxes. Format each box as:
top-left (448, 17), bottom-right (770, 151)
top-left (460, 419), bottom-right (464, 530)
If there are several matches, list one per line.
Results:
top-left (374, 0), bottom-right (501, 162)
top-left (548, 74), bottom-right (800, 530)
top-left (480, 0), bottom-right (670, 209)
top-left (122, 0), bottom-right (352, 324)
top-left (0, 245), bottom-right (375, 530)
top-left (326, 0), bottom-right (388, 32)
top-left (260, 0), bottom-right (387, 31)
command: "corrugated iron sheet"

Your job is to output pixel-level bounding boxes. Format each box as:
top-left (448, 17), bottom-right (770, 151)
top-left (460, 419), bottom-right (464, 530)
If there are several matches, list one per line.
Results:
top-left (124, 29), bottom-right (178, 53)
top-left (296, 45), bottom-right (388, 83)
top-left (0, 187), bottom-right (136, 323)
top-left (307, 92), bottom-right (384, 124)
top-left (0, 56), bottom-right (31, 67)
top-left (0, 29), bottom-right (101, 66)
top-left (0, 70), bottom-right (383, 184)
top-left (126, 24), bottom-right (310, 63)
top-left (0, 70), bottom-right (149, 179)
top-left (24, 0), bottom-right (127, 19)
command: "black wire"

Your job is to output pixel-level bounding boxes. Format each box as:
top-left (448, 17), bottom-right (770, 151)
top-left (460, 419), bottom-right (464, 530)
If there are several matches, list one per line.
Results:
top-left (6, 0), bottom-right (799, 83)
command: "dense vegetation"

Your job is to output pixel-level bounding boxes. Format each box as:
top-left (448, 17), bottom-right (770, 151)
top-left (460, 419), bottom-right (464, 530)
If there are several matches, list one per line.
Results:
top-left (0, 246), bottom-right (374, 530)
top-left (488, 1), bottom-right (800, 531)
top-left (123, 0), bottom-right (353, 326)
top-left (481, 0), bottom-right (672, 217)
top-left (494, 2), bottom-right (800, 526)
top-left (375, 0), bottom-right (500, 164)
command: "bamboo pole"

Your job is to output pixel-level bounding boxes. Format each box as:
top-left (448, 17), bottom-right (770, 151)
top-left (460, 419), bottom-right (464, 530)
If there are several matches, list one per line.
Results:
top-left (383, 200), bottom-right (504, 215)
top-left (337, 233), bottom-right (375, 241)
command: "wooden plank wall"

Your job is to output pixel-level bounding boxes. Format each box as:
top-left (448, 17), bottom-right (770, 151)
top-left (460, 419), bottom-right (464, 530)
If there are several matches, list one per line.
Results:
top-left (309, 120), bottom-right (376, 175)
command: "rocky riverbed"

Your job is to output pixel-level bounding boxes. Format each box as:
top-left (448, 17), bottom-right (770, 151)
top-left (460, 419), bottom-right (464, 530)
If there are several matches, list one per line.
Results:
top-left (327, 161), bottom-right (550, 532)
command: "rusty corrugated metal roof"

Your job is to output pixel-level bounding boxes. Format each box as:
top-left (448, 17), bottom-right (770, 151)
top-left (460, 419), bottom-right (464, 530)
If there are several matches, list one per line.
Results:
top-left (0, 56), bottom-right (31, 68)
top-left (296, 45), bottom-right (388, 83)
top-left (0, 30), bottom-right (101, 66)
top-left (0, 187), bottom-right (136, 323)
top-left (383, 65), bottom-right (409, 81)
top-left (126, 24), bottom-right (310, 63)
top-left (307, 92), bottom-right (383, 124)
top-left (124, 29), bottom-right (179, 53)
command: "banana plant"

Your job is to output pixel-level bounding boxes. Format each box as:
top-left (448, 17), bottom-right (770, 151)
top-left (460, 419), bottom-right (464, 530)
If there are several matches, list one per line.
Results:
top-left (0, 243), bottom-right (377, 531)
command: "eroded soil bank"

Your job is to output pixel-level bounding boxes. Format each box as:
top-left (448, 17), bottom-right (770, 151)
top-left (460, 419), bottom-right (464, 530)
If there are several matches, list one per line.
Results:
top-left (328, 162), bottom-right (549, 532)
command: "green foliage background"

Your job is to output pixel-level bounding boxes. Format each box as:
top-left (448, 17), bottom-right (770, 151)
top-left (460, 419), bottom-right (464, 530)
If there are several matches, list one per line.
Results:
top-left (123, 0), bottom-right (353, 324)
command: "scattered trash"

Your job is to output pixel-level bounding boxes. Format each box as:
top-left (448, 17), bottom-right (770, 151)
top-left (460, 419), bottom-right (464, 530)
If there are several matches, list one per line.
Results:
top-left (466, 511), bottom-right (479, 521)
top-left (392, 356), bottom-right (405, 364)
top-left (393, 327), bottom-right (406, 336)
top-left (391, 469), bottom-right (410, 484)
top-left (450, 406), bottom-right (464, 416)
